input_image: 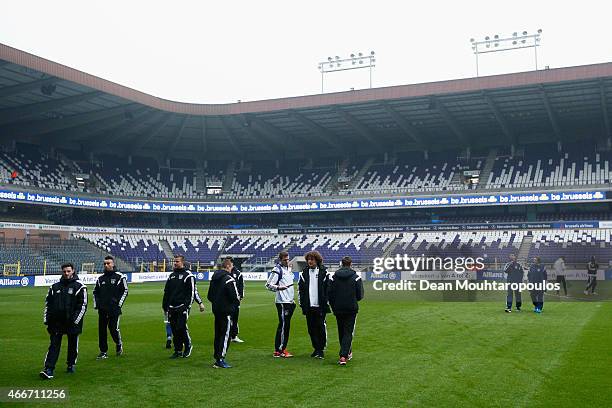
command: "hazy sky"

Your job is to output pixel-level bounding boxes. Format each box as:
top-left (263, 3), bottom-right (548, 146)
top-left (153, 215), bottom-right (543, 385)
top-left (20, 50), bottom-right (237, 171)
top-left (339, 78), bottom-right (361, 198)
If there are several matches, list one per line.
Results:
top-left (1, 1), bottom-right (611, 103)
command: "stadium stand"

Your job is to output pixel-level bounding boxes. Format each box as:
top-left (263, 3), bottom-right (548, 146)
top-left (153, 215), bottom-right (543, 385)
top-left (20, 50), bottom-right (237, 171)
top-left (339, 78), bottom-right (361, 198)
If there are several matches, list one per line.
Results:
top-left (2, 144), bottom-right (611, 200)
top-left (389, 230), bottom-right (526, 265)
top-left (486, 143), bottom-right (612, 189)
top-left (529, 229), bottom-right (612, 265)
top-left (352, 152), bottom-right (481, 194)
top-left (222, 234), bottom-right (293, 263)
top-left (76, 234), bottom-right (166, 265)
top-left (288, 233), bottom-right (396, 264)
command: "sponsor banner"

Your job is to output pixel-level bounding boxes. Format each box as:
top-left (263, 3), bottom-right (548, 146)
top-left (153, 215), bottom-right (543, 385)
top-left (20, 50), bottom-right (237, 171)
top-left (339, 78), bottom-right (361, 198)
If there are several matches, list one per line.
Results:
top-left (479, 270), bottom-right (606, 281)
top-left (0, 276), bottom-right (34, 288)
top-left (130, 272), bottom-right (171, 283)
top-left (559, 270), bottom-right (606, 281)
top-left (0, 187), bottom-right (607, 214)
top-left (34, 274), bottom-right (102, 287)
top-left (0, 221), bottom-right (277, 235)
top-left (367, 271), bottom-right (477, 280)
top-left (366, 271), bottom-right (402, 280)
top-left (280, 222), bottom-right (593, 235)
top-left (552, 222), bottom-right (599, 229)
top-left (243, 272), bottom-right (269, 281)
top-left (600, 221), bottom-right (612, 229)
top-left (477, 270), bottom-right (506, 281)
top-left (194, 272), bottom-right (209, 281)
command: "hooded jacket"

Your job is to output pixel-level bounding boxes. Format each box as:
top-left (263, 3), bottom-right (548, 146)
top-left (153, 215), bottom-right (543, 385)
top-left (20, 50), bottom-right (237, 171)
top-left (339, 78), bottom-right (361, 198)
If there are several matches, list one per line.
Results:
top-left (93, 268), bottom-right (128, 315)
top-left (298, 264), bottom-right (331, 314)
top-left (207, 269), bottom-right (240, 316)
top-left (44, 274), bottom-right (87, 334)
top-left (162, 267), bottom-right (195, 313)
top-left (327, 267), bottom-right (364, 314)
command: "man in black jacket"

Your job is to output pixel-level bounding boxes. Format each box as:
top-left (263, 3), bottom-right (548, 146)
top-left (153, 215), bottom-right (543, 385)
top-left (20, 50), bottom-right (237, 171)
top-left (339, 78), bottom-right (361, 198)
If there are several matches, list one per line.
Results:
top-left (162, 255), bottom-right (196, 359)
top-left (207, 258), bottom-right (240, 368)
top-left (40, 263), bottom-right (87, 379)
top-left (94, 256), bottom-right (128, 359)
top-left (504, 254), bottom-right (524, 313)
top-left (227, 258), bottom-right (245, 343)
top-left (298, 250), bottom-right (330, 359)
top-left (584, 256), bottom-right (599, 295)
top-left (328, 256), bottom-right (364, 366)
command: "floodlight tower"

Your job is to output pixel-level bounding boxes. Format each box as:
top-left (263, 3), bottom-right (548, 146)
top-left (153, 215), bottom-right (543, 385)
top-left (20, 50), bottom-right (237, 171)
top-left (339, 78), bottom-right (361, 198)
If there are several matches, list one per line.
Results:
top-left (318, 51), bottom-right (376, 93)
top-left (470, 29), bottom-right (542, 77)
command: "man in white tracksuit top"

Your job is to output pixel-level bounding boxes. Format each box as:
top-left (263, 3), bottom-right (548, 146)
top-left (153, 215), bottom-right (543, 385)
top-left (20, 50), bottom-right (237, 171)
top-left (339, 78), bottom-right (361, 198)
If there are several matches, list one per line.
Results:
top-left (265, 251), bottom-right (295, 358)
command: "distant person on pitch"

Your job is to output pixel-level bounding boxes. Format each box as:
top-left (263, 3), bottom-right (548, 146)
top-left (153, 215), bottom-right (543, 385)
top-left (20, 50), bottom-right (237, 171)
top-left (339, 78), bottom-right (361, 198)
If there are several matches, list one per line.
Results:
top-left (94, 256), bottom-right (128, 359)
top-left (298, 250), bottom-right (331, 359)
top-left (265, 251), bottom-right (296, 358)
top-left (504, 253), bottom-right (524, 313)
top-left (227, 258), bottom-right (245, 343)
top-left (39, 263), bottom-right (87, 379)
top-left (327, 256), bottom-right (364, 366)
top-left (584, 256), bottom-right (598, 295)
top-left (553, 256), bottom-right (567, 296)
top-left (207, 258), bottom-right (240, 368)
top-left (162, 255), bottom-right (197, 359)
top-left (528, 257), bottom-right (547, 313)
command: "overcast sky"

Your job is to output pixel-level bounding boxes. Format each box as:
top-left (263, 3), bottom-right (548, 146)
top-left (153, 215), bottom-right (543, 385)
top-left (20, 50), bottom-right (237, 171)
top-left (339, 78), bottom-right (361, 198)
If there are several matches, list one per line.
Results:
top-left (1, 1), bottom-right (611, 103)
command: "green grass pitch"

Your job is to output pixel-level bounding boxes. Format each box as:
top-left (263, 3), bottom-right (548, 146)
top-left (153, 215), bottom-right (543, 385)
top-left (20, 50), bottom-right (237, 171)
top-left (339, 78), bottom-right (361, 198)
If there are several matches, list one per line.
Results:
top-left (0, 282), bottom-right (610, 407)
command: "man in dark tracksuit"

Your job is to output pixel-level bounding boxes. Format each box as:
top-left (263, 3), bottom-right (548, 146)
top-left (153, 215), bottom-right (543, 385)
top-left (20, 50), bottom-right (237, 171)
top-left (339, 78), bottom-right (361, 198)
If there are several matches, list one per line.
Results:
top-left (528, 257), bottom-right (547, 313)
top-left (207, 258), bottom-right (240, 368)
top-left (298, 250), bottom-right (330, 359)
top-left (162, 255), bottom-right (196, 359)
top-left (228, 260), bottom-right (245, 343)
top-left (165, 284), bottom-right (205, 349)
top-left (327, 256), bottom-right (364, 366)
top-left (94, 256), bottom-right (128, 359)
top-left (40, 263), bottom-right (87, 379)
top-left (584, 257), bottom-right (599, 295)
top-left (504, 254), bottom-right (524, 313)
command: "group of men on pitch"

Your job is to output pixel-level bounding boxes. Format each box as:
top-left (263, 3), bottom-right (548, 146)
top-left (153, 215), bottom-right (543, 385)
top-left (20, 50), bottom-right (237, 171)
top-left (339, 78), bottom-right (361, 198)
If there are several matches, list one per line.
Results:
top-left (504, 254), bottom-right (600, 314)
top-left (39, 250), bottom-right (363, 378)
top-left (40, 256), bottom-right (128, 379)
top-left (264, 250), bottom-right (364, 367)
top-left (205, 250), bottom-right (364, 368)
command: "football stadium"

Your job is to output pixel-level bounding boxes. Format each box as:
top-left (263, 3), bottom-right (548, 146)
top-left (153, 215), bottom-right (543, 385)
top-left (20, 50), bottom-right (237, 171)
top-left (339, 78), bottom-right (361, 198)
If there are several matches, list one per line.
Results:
top-left (1, 6), bottom-right (611, 407)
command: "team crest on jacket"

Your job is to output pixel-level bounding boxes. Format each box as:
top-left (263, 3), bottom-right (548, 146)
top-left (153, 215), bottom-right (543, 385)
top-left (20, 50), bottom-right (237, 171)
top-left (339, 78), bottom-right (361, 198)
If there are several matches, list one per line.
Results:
top-left (68, 288), bottom-right (74, 294)
top-left (178, 274), bottom-right (183, 279)
top-left (111, 279), bottom-right (116, 284)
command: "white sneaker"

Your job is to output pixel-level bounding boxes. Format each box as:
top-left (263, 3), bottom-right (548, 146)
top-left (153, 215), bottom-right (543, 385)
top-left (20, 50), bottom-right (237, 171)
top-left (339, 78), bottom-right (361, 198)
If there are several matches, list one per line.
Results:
top-left (231, 337), bottom-right (245, 343)
top-left (583, 290), bottom-right (589, 295)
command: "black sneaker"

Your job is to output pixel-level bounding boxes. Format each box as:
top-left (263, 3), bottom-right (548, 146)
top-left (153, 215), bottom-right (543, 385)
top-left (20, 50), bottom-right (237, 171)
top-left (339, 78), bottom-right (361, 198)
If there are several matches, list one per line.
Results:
top-left (96, 352), bottom-right (108, 360)
top-left (183, 345), bottom-right (193, 358)
top-left (169, 351), bottom-right (183, 359)
top-left (116, 345), bottom-right (123, 356)
top-left (516, 307), bottom-right (521, 312)
top-left (504, 308), bottom-right (512, 313)
top-left (165, 339), bottom-right (172, 349)
top-left (66, 366), bottom-right (75, 374)
top-left (316, 351), bottom-right (324, 359)
top-left (39, 368), bottom-right (54, 379)
top-left (310, 350), bottom-right (319, 358)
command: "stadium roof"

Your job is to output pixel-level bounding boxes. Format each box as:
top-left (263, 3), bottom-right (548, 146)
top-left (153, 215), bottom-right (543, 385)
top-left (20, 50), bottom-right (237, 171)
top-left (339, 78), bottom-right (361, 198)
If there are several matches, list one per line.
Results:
top-left (1, 42), bottom-right (612, 159)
